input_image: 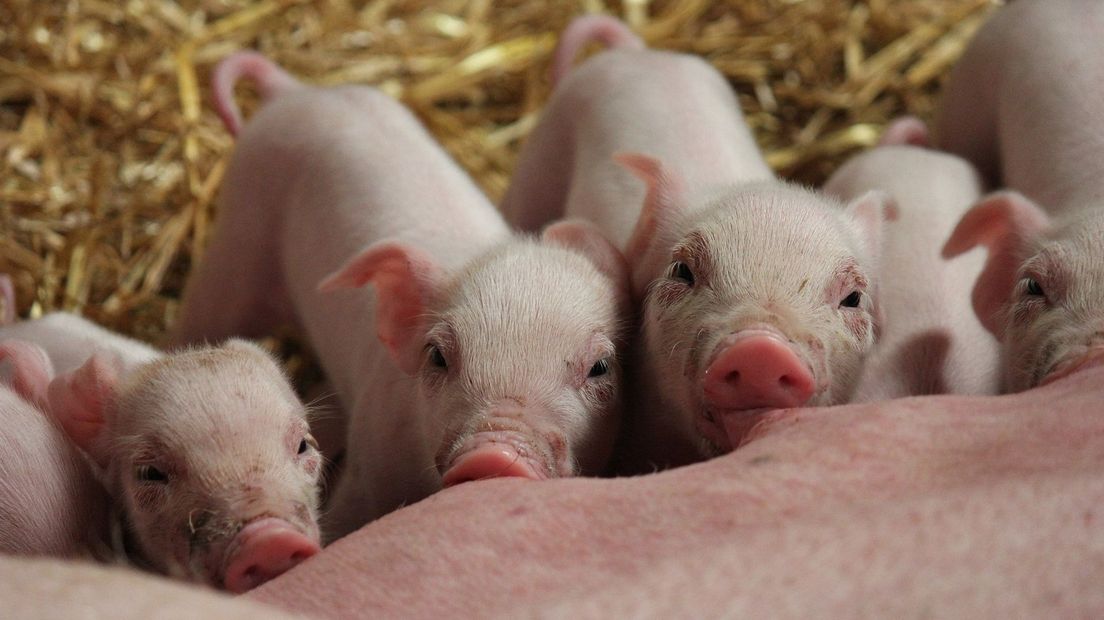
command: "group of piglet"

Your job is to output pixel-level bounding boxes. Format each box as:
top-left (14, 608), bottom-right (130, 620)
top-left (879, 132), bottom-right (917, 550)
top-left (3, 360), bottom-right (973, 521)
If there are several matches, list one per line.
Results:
top-left (3, 1), bottom-right (1102, 596)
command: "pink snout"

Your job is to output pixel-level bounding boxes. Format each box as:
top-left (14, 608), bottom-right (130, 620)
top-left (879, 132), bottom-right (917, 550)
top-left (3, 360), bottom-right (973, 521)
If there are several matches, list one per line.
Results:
top-left (441, 445), bottom-right (544, 488)
top-left (222, 518), bottom-right (320, 593)
top-left (703, 330), bottom-right (815, 411)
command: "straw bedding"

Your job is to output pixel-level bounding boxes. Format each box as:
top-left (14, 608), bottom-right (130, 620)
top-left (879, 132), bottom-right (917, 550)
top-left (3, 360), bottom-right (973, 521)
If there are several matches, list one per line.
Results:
top-left (0, 0), bottom-right (997, 386)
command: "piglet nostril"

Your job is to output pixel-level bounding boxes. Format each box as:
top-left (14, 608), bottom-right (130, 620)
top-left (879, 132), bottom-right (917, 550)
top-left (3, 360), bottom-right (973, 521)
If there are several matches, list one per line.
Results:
top-left (724, 370), bottom-right (740, 385)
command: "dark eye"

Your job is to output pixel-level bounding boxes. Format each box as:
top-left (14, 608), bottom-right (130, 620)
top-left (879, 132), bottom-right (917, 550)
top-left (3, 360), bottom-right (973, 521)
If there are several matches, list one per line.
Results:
top-left (135, 465), bottom-right (168, 483)
top-left (587, 358), bottom-right (610, 379)
top-left (1025, 278), bottom-right (1044, 297)
top-left (670, 262), bottom-right (695, 286)
top-left (427, 345), bottom-right (447, 369)
top-left (840, 291), bottom-right (862, 308)
top-left (298, 434), bottom-right (319, 455)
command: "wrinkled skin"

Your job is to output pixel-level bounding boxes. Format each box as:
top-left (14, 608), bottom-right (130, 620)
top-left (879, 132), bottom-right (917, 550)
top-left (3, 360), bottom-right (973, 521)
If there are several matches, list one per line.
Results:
top-left (250, 368), bottom-right (1104, 618)
top-left (503, 21), bottom-right (887, 469)
top-left (171, 54), bottom-right (631, 541)
top-left (824, 143), bottom-right (1000, 399)
top-left (937, 0), bottom-right (1104, 391)
top-left (1, 314), bottom-right (322, 591)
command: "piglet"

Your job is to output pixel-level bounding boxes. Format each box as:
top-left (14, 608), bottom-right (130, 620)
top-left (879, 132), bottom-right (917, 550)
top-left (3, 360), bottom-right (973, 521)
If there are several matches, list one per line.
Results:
top-left (171, 52), bottom-right (631, 541)
top-left (936, 0), bottom-right (1104, 391)
top-left (0, 341), bottom-right (110, 558)
top-left (823, 119), bottom-right (999, 399)
top-left (0, 313), bottom-right (323, 592)
top-left (503, 15), bottom-right (887, 469)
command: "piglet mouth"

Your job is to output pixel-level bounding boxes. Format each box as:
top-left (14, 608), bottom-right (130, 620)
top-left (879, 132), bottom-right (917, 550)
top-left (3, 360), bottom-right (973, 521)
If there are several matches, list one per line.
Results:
top-left (699, 407), bottom-right (776, 453)
top-left (1040, 346), bottom-right (1104, 387)
top-left (217, 517), bottom-right (321, 593)
top-left (439, 430), bottom-right (558, 487)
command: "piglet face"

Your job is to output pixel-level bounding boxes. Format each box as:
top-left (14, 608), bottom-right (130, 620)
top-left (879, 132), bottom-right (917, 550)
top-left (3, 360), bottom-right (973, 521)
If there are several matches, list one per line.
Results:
top-left (108, 341), bottom-right (322, 591)
top-left (417, 239), bottom-right (627, 485)
top-left (639, 183), bottom-right (880, 454)
top-left (1003, 210), bottom-right (1104, 390)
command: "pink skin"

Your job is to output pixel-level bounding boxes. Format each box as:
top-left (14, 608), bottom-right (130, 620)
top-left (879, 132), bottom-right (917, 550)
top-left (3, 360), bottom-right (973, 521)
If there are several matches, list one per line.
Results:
top-left (824, 135), bottom-right (1001, 400)
top-left (503, 17), bottom-right (888, 468)
top-left (0, 555), bottom-right (304, 620)
top-left (171, 53), bottom-right (631, 541)
top-left (1, 313), bottom-right (322, 591)
top-left (935, 1), bottom-right (1104, 390)
top-left (248, 367), bottom-right (1104, 618)
top-left (936, 0), bottom-right (1104, 213)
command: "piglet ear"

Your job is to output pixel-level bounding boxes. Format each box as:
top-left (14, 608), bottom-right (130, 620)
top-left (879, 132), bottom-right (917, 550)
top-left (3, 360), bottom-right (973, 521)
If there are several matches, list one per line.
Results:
top-left (843, 190), bottom-right (895, 271)
top-left (942, 191), bottom-right (1050, 337)
top-left (542, 219), bottom-right (632, 307)
top-left (318, 241), bottom-right (441, 375)
top-left (614, 153), bottom-right (686, 265)
top-left (0, 339), bottom-right (55, 410)
top-left (878, 116), bottom-right (930, 147)
top-left (47, 353), bottom-right (122, 468)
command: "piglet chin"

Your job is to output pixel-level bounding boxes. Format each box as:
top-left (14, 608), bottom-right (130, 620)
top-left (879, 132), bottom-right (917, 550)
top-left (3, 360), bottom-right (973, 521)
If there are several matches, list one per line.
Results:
top-left (697, 407), bottom-right (777, 453)
top-left (1040, 346), bottom-right (1104, 387)
top-left (441, 445), bottom-right (547, 487)
top-left (718, 408), bottom-right (777, 449)
top-left (221, 518), bottom-right (320, 594)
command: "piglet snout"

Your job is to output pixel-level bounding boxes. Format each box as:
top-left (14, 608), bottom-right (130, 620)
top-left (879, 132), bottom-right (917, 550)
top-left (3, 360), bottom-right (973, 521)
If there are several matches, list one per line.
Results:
top-left (222, 518), bottom-right (320, 593)
top-left (703, 330), bottom-right (815, 411)
top-left (441, 445), bottom-right (545, 487)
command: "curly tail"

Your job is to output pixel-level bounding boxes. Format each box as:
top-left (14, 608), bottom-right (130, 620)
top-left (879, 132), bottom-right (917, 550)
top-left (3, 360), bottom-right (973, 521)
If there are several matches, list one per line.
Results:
top-left (211, 51), bottom-right (302, 136)
top-left (551, 15), bottom-right (645, 86)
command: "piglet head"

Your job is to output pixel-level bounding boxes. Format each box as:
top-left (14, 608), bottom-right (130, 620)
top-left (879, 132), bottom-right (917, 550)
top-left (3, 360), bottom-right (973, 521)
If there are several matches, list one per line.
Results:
top-left (944, 192), bottom-right (1104, 391)
top-left (619, 152), bottom-right (887, 454)
top-left (49, 342), bottom-right (323, 592)
top-left (321, 234), bottom-right (630, 485)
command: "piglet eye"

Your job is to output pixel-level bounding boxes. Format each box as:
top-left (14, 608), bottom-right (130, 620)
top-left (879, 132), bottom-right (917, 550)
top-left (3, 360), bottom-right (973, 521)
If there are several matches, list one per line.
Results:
top-left (427, 345), bottom-right (447, 369)
top-left (839, 291), bottom-right (862, 308)
top-left (587, 358), bottom-right (611, 379)
top-left (1025, 278), bottom-right (1045, 297)
top-left (298, 434), bottom-right (319, 455)
top-left (670, 262), bottom-right (695, 286)
top-left (135, 465), bottom-right (168, 484)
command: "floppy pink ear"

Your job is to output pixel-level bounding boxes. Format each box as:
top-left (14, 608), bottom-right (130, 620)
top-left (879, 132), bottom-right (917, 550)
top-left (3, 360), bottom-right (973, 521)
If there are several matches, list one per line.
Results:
top-left (0, 339), bottom-right (55, 410)
top-left (614, 153), bottom-right (686, 264)
top-left (318, 241), bottom-right (441, 375)
top-left (46, 353), bottom-right (122, 468)
top-left (942, 191), bottom-right (1050, 337)
top-left (843, 190), bottom-right (894, 271)
top-left (542, 219), bottom-right (631, 307)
